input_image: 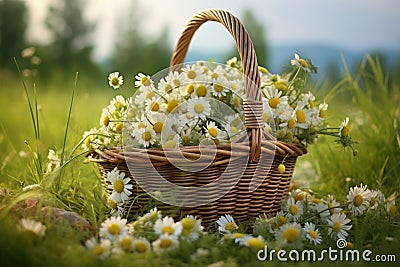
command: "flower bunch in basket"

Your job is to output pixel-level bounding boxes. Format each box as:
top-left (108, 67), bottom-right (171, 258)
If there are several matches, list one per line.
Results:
top-left (82, 54), bottom-right (356, 154)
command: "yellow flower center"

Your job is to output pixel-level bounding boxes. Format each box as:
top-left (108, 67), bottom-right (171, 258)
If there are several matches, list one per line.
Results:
top-left (296, 110), bottom-right (306, 123)
top-left (115, 123), bottom-right (123, 133)
top-left (353, 194), bottom-right (363, 207)
top-left (182, 135), bottom-right (190, 144)
top-left (312, 198), bottom-right (322, 204)
top-left (196, 85), bottom-right (207, 97)
top-left (294, 193), bottom-right (305, 202)
top-left (282, 228), bottom-right (300, 243)
top-left (258, 66), bottom-right (269, 74)
top-left (208, 127), bottom-right (218, 138)
top-left (289, 204), bottom-right (298, 215)
top-left (102, 115), bottom-right (110, 127)
top-left (332, 221), bottom-right (341, 233)
top-left (225, 222), bottom-right (237, 232)
top-left (148, 211), bottom-right (158, 221)
top-left (150, 102), bottom-right (159, 112)
top-left (370, 197), bottom-right (376, 207)
top-left (145, 91), bottom-right (155, 99)
top-left (319, 109), bottom-right (326, 118)
top-left (162, 225), bottom-right (175, 235)
top-left (159, 238), bottom-right (173, 248)
top-left (309, 99), bottom-right (315, 109)
top-left (231, 233), bottom-right (245, 238)
top-left (298, 58), bottom-right (308, 68)
top-left (233, 96), bottom-right (241, 107)
top-left (308, 230), bottom-right (318, 239)
top-left (141, 76), bottom-right (150, 87)
top-left (271, 75), bottom-right (278, 82)
top-left (164, 140), bottom-right (176, 148)
top-left (111, 77), bottom-right (120, 86)
top-left (214, 83), bottom-right (224, 93)
top-left (389, 204), bottom-right (398, 216)
top-left (173, 79), bottom-right (181, 87)
top-left (85, 136), bottom-right (91, 148)
top-left (137, 121), bottom-right (146, 129)
top-left (181, 217), bottom-right (196, 230)
top-left (341, 125), bottom-right (350, 137)
top-left (166, 99), bottom-right (179, 113)
top-left (93, 245), bottom-right (104, 255)
top-left (328, 202), bottom-right (335, 215)
top-left (278, 164), bottom-right (285, 174)
top-left (135, 241), bottom-right (148, 253)
top-left (275, 81), bottom-right (287, 91)
top-left (230, 126), bottom-right (238, 134)
top-left (194, 103), bottom-right (205, 114)
top-left (164, 84), bottom-right (173, 94)
top-left (108, 198), bottom-right (117, 209)
top-left (187, 70), bottom-right (196, 79)
top-left (120, 237), bottom-right (132, 252)
top-left (277, 215), bottom-right (286, 225)
top-left (211, 73), bottom-right (218, 80)
top-left (113, 180), bottom-right (124, 193)
top-left (153, 122), bottom-right (163, 133)
top-left (108, 223), bottom-right (121, 235)
top-left (247, 238), bottom-right (265, 249)
top-left (186, 84), bottom-right (195, 94)
top-left (269, 97), bottom-right (280, 108)
top-left (288, 118), bottom-right (296, 129)
top-left (142, 131), bottom-right (152, 142)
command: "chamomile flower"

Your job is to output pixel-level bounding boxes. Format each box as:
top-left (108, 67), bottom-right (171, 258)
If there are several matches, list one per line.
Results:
top-left (303, 222), bottom-right (322, 245)
top-left (339, 117), bottom-right (350, 137)
top-left (107, 196), bottom-right (124, 217)
top-left (18, 218), bottom-right (46, 237)
top-left (145, 97), bottom-right (163, 113)
top-left (117, 235), bottom-right (134, 252)
top-left (85, 237), bottom-right (112, 259)
top-left (318, 102), bottom-right (328, 118)
top-left (275, 222), bottom-right (303, 248)
top-left (152, 234), bottom-right (179, 254)
top-left (142, 207), bottom-right (162, 225)
top-left (107, 167), bottom-right (132, 203)
top-left (182, 64), bottom-right (206, 81)
top-left (154, 216), bottom-right (182, 237)
top-left (291, 53), bottom-right (311, 73)
top-left (327, 213), bottom-right (352, 240)
top-left (108, 72), bottom-right (124, 89)
top-left (315, 195), bottom-right (342, 220)
top-left (282, 197), bottom-right (304, 221)
top-left (135, 73), bottom-right (154, 89)
top-left (204, 121), bottom-right (226, 141)
top-left (148, 113), bottom-right (167, 135)
top-left (99, 216), bottom-right (128, 241)
top-left (216, 214), bottom-right (238, 234)
top-left (237, 235), bottom-right (265, 250)
top-left (347, 184), bottom-right (372, 216)
top-left (264, 87), bottom-right (288, 109)
top-left (132, 237), bottom-right (151, 253)
top-left (187, 97), bottom-right (211, 119)
top-left (133, 126), bottom-right (157, 147)
top-left (210, 78), bottom-right (229, 98)
top-left (268, 211), bottom-right (288, 233)
top-left (368, 189), bottom-right (385, 210)
top-left (180, 215), bottom-right (204, 240)
top-left (386, 200), bottom-right (399, 217)
top-left (302, 91), bottom-right (316, 109)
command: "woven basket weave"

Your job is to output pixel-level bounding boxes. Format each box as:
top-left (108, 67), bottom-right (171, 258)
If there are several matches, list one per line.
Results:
top-left (90, 9), bottom-right (307, 225)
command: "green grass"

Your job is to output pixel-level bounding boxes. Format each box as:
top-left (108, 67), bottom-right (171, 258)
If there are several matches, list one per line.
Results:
top-left (0, 55), bottom-right (399, 266)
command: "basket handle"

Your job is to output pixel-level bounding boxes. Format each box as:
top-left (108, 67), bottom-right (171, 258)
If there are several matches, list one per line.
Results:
top-left (170, 8), bottom-right (263, 162)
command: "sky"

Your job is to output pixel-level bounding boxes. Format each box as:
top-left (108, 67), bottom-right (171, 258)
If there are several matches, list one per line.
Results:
top-left (26, 0), bottom-right (400, 60)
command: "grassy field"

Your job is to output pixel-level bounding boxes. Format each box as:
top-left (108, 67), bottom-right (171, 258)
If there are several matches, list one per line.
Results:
top-left (0, 55), bottom-right (399, 266)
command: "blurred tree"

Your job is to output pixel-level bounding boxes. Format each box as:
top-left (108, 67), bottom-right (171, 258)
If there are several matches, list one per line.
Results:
top-left (45, 0), bottom-right (98, 75)
top-left (0, 0), bottom-right (27, 68)
top-left (226, 9), bottom-right (269, 67)
top-left (111, 1), bottom-right (170, 82)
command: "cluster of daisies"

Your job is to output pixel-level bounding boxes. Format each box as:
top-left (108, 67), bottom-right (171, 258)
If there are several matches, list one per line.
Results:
top-left (85, 183), bottom-right (398, 259)
top-left (82, 54), bottom-right (356, 153)
top-left (249, 183), bottom-right (398, 249)
top-left (84, 208), bottom-right (204, 258)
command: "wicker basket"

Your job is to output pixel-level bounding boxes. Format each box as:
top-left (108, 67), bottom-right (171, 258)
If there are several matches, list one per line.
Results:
top-left (90, 9), bottom-right (306, 225)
